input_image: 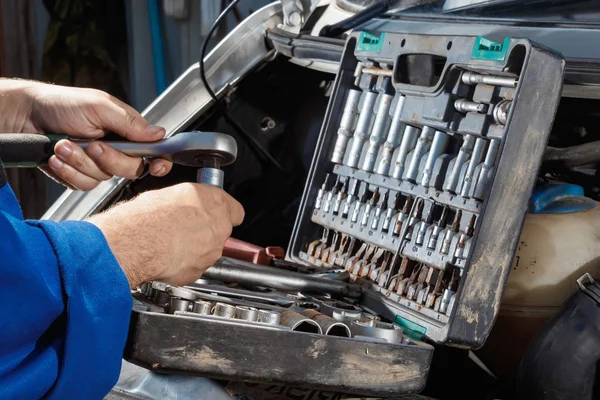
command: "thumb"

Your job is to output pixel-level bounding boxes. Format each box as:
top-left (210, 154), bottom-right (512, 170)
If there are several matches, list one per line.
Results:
top-left (95, 95), bottom-right (166, 142)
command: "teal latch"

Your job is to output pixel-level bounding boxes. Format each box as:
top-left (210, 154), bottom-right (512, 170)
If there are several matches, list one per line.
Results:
top-left (395, 315), bottom-right (427, 340)
top-left (471, 36), bottom-right (511, 61)
top-left (357, 31), bottom-right (385, 53)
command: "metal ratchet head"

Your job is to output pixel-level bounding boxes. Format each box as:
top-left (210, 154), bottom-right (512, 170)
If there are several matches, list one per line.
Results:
top-left (0, 131), bottom-right (238, 189)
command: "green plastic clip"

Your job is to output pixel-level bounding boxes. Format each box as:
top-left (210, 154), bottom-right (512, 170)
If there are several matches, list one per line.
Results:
top-left (471, 36), bottom-right (511, 61)
top-left (395, 315), bottom-right (427, 340)
top-left (356, 31), bottom-right (385, 53)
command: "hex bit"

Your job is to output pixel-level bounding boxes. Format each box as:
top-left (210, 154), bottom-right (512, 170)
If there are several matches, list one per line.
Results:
top-left (371, 190), bottom-right (388, 230)
top-left (342, 179), bottom-right (359, 217)
top-left (315, 173), bottom-right (330, 210)
top-left (361, 187), bottom-right (380, 226)
top-left (427, 206), bottom-right (448, 249)
top-left (454, 214), bottom-right (476, 260)
top-left (382, 192), bottom-right (400, 233)
top-left (441, 210), bottom-right (462, 255)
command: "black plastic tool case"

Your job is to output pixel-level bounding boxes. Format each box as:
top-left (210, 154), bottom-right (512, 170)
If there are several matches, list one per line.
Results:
top-left (124, 31), bottom-right (564, 396)
top-left (288, 32), bottom-right (564, 347)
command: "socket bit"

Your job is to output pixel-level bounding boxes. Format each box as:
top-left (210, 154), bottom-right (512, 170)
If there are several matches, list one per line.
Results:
top-left (406, 127), bottom-right (435, 183)
top-left (315, 173), bottom-right (330, 210)
top-left (461, 71), bottom-right (517, 88)
top-left (460, 138), bottom-right (487, 198)
top-left (441, 210), bottom-right (462, 255)
top-left (331, 89), bottom-right (362, 164)
top-left (376, 95), bottom-right (406, 176)
top-left (473, 139), bottom-right (500, 200)
top-left (393, 196), bottom-right (413, 236)
top-left (440, 289), bottom-right (455, 314)
top-left (371, 191), bottom-right (388, 230)
top-left (342, 179), bottom-right (359, 217)
top-left (416, 203), bottom-right (435, 246)
top-left (346, 91), bottom-right (378, 168)
top-left (333, 179), bottom-right (348, 214)
top-left (421, 130), bottom-right (450, 187)
top-left (382, 193), bottom-right (400, 233)
top-left (363, 93), bottom-right (394, 172)
top-left (324, 176), bottom-right (340, 213)
top-left (454, 214), bottom-right (476, 260)
top-left (454, 99), bottom-right (489, 114)
top-left (361, 188), bottom-right (380, 226)
top-left (351, 186), bottom-right (369, 223)
top-left (444, 135), bottom-right (475, 193)
top-left (406, 199), bottom-right (425, 240)
top-left (391, 125), bottom-right (420, 180)
top-left (427, 207), bottom-right (448, 249)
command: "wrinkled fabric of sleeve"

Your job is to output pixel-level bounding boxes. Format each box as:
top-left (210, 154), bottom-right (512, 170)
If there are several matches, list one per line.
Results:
top-left (0, 171), bottom-right (132, 399)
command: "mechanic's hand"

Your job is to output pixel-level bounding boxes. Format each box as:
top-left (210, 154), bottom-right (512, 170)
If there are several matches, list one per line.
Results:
top-left (1, 79), bottom-right (173, 190)
top-left (87, 183), bottom-right (245, 287)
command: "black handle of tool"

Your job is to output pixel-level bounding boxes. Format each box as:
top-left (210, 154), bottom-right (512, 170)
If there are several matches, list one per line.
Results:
top-left (0, 133), bottom-right (68, 167)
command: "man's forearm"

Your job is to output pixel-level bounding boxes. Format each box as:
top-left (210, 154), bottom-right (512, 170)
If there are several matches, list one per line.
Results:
top-left (0, 78), bottom-right (39, 133)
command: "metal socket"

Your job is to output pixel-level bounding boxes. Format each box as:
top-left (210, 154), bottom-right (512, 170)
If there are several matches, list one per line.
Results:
top-left (346, 91), bottom-right (378, 168)
top-left (406, 126), bottom-right (435, 182)
top-left (258, 309), bottom-right (281, 325)
top-left (331, 89), bottom-right (362, 164)
top-left (169, 297), bottom-right (191, 314)
top-left (279, 309), bottom-right (323, 334)
top-left (391, 125), bottom-right (420, 180)
top-left (350, 320), bottom-right (404, 344)
top-left (444, 134), bottom-right (475, 193)
top-left (192, 300), bottom-right (212, 315)
top-left (235, 306), bottom-right (259, 322)
top-left (362, 93), bottom-right (394, 172)
top-left (213, 302), bottom-right (236, 319)
top-left (301, 309), bottom-right (351, 337)
top-left (421, 130), bottom-right (449, 187)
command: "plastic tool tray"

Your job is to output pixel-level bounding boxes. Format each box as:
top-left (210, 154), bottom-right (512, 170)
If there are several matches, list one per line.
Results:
top-left (288, 32), bottom-right (564, 347)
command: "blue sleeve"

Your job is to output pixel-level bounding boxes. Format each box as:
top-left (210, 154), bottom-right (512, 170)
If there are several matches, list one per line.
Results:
top-left (0, 182), bottom-right (133, 399)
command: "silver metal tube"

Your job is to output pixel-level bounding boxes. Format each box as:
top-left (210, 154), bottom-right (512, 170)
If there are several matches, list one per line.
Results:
top-left (235, 306), bottom-right (259, 322)
top-left (197, 168), bottom-right (224, 188)
top-left (362, 93), bottom-right (394, 172)
top-left (301, 309), bottom-right (351, 337)
top-left (279, 310), bottom-right (323, 334)
top-left (192, 300), bottom-right (212, 315)
top-left (420, 130), bottom-right (450, 187)
top-left (460, 138), bottom-right (488, 197)
top-left (258, 310), bottom-right (281, 325)
top-left (376, 95), bottom-right (406, 176)
top-left (406, 126), bottom-right (435, 183)
top-left (444, 135), bottom-right (475, 193)
top-left (473, 139), bottom-right (501, 200)
top-left (391, 125), bottom-right (420, 180)
top-left (331, 89), bottom-right (362, 163)
top-left (346, 91), bottom-right (378, 168)
top-left (461, 71), bottom-right (517, 88)
top-left (213, 302), bottom-right (236, 318)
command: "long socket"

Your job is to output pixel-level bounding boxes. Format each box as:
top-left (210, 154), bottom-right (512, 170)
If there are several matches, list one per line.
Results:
top-left (376, 95), bottom-right (406, 176)
top-left (362, 94), bottom-right (394, 172)
top-left (346, 91), bottom-right (378, 168)
top-left (473, 139), bottom-right (501, 200)
top-left (460, 138), bottom-right (487, 197)
top-left (331, 89), bottom-right (362, 164)
top-left (421, 130), bottom-right (450, 187)
top-left (391, 126), bottom-right (420, 180)
top-left (406, 127), bottom-right (435, 183)
top-left (444, 135), bottom-right (475, 193)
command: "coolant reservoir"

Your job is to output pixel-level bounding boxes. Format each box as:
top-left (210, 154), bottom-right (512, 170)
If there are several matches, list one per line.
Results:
top-left (478, 184), bottom-right (600, 375)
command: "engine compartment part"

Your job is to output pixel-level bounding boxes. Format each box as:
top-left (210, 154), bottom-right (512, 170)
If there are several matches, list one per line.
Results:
top-left (516, 274), bottom-right (600, 400)
top-left (288, 32), bottom-right (565, 347)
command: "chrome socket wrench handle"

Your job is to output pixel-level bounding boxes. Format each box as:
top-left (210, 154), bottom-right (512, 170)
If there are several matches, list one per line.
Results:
top-left (473, 139), bottom-right (500, 200)
top-left (460, 137), bottom-right (488, 197)
top-left (444, 134), bottom-right (475, 193)
top-left (391, 125), bottom-right (420, 180)
top-left (331, 89), bottom-right (362, 164)
top-left (346, 91), bottom-right (378, 168)
top-left (406, 126), bottom-right (435, 183)
top-left (362, 93), bottom-right (394, 172)
top-left (376, 95), bottom-right (406, 175)
top-left (420, 130), bottom-right (449, 187)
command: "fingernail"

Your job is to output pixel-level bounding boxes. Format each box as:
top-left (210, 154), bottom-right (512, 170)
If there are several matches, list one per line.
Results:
top-left (147, 125), bottom-right (165, 137)
top-left (156, 166), bottom-right (167, 176)
top-left (88, 143), bottom-right (103, 159)
top-left (56, 143), bottom-right (72, 157)
top-left (49, 156), bottom-right (64, 169)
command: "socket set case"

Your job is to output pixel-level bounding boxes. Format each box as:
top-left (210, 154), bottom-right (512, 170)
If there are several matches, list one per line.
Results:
top-left (124, 31), bottom-right (564, 397)
top-left (288, 32), bottom-right (564, 348)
